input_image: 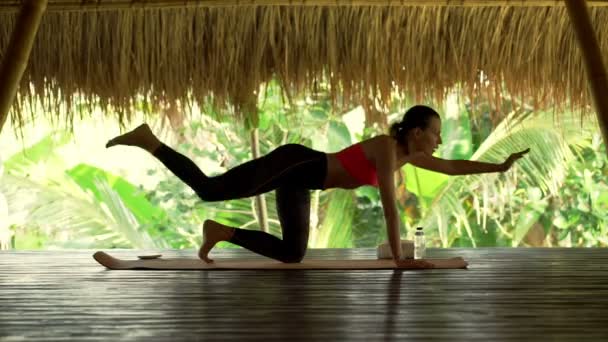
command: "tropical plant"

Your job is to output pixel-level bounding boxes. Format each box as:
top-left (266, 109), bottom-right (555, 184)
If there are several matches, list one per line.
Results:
top-left (1, 171), bottom-right (160, 249)
top-left (541, 133), bottom-right (608, 247)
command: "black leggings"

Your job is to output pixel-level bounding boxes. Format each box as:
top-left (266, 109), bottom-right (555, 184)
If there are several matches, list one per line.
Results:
top-left (152, 143), bottom-right (327, 263)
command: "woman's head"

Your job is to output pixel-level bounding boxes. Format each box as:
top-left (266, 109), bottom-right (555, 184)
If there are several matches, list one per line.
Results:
top-left (390, 105), bottom-right (442, 155)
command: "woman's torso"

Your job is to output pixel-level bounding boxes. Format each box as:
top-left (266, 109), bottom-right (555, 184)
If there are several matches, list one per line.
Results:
top-left (323, 135), bottom-right (408, 189)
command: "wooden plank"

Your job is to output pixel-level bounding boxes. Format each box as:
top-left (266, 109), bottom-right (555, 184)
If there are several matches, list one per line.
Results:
top-left (1, 0), bottom-right (608, 12)
top-left (1, 248), bottom-right (608, 341)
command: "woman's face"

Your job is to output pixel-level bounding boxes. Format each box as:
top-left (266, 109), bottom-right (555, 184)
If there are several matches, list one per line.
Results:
top-left (413, 116), bottom-right (442, 155)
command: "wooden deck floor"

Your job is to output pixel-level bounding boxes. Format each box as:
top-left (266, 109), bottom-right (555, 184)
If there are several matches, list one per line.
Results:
top-left (1, 248), bottom-right (608, 341)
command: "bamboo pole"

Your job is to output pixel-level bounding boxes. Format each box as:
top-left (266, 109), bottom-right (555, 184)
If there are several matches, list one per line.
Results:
top-left (565, 0), bottom-right (608, 153)
top-left (0, 0), bottom-right (47, 134)
top-left (1, 0), bottom-right (608, 12)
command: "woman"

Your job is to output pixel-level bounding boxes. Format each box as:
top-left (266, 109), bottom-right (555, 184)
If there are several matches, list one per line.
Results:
top-left (106, 105), bottom-right (529, 268)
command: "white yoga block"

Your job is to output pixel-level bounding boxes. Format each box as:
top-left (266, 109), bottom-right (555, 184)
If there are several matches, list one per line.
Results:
top-left (376, 240), bottom-right (415, 259)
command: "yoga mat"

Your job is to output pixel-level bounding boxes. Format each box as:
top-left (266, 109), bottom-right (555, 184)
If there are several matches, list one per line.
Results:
top-left (93, 252), bottom-right (468, 270)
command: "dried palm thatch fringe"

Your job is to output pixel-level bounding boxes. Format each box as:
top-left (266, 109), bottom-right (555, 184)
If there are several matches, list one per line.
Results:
top-left (1, 6), bottom-right (607, 128)
top-left (2, 1), bottom-right (608, 12)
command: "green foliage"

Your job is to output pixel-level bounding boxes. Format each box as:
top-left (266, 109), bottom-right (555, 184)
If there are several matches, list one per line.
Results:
top-left (352, 195), bottom-right (385, 247)
top-left (313, 190), bottom-right (355, 248)
top-left (1, 127), bottom-right (163, 249)
top-left (402, 165), bottom-right (449, 205)
top-left (1, 172), bottom-right (159, 249)
top-left (4, 130), bottom-right (72, 175)
top-left (67, 164), bottom-right (167, 230)
top-left (543, 134), bottom-right (608, 246)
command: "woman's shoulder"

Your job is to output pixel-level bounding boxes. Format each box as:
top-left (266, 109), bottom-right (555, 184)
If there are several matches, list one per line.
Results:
top-left (359, 135), bottom-right (396, 159)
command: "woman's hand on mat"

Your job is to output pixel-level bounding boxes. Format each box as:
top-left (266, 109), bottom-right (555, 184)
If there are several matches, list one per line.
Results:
top-left (501, 148), bottom-right (530, 172)
top-left (395, 259), bottom-right (435, 269)
top-left (447, 257), bottom-right (469, 268)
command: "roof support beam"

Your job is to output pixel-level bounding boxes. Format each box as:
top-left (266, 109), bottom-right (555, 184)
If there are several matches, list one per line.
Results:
top-left (565, 0), bottom-right (608, 155)
top-left (0, 0), bottom-right (47, 134)
top-left (1, 0), bottom-right (608, 12)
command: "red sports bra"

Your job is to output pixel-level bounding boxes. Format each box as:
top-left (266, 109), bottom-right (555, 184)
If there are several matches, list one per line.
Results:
top-left (335, 143), bottom-right (379, 187)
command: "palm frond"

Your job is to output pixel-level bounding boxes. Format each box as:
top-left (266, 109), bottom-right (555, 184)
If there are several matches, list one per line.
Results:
top-left (92, 177), bottom-right (160, 248)
top-left (312, 189), bottom-right (355, 248)
top-left (0, 173), bottom-right (161, 249)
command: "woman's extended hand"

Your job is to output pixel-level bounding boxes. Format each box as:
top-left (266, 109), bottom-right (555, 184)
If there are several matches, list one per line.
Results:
top-left (501, 148), bottom-right (530, 172)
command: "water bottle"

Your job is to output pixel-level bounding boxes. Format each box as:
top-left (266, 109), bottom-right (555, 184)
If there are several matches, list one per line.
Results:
top-left (414, 227), bottom-right (426, 259)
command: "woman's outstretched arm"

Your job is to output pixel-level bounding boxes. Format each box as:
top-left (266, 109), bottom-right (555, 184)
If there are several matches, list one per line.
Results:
top-left (408, 148), bottom-right (530, 176)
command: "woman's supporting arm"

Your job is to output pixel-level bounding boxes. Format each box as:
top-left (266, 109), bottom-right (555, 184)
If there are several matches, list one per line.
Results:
top-left (375, 138), bottom-right (402, 264)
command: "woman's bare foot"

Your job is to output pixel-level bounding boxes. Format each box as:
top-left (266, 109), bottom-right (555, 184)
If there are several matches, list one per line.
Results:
top-left (199, 220), bottom-right (235, 263)
top-left (105, 123), bottom-right (161, 153)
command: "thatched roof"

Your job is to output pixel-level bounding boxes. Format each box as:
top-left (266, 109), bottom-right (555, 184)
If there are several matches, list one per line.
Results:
top-left (3, 1), bottom-right (608, 11)
top-left (2, 1), bottom-right (608, 127)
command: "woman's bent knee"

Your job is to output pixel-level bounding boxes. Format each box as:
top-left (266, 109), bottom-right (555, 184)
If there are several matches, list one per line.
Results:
top-left (279, 250), bottom-right (306, 263)
top-left (195, 190), bottom-right (221, 202)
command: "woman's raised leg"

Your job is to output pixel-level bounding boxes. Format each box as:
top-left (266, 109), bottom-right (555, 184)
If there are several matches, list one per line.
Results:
top-left (107, 125), bottom-right (325, 202)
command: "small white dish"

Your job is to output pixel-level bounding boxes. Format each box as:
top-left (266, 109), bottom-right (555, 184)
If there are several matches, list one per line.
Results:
top-left (137, 254), bottom-right (162, 260)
